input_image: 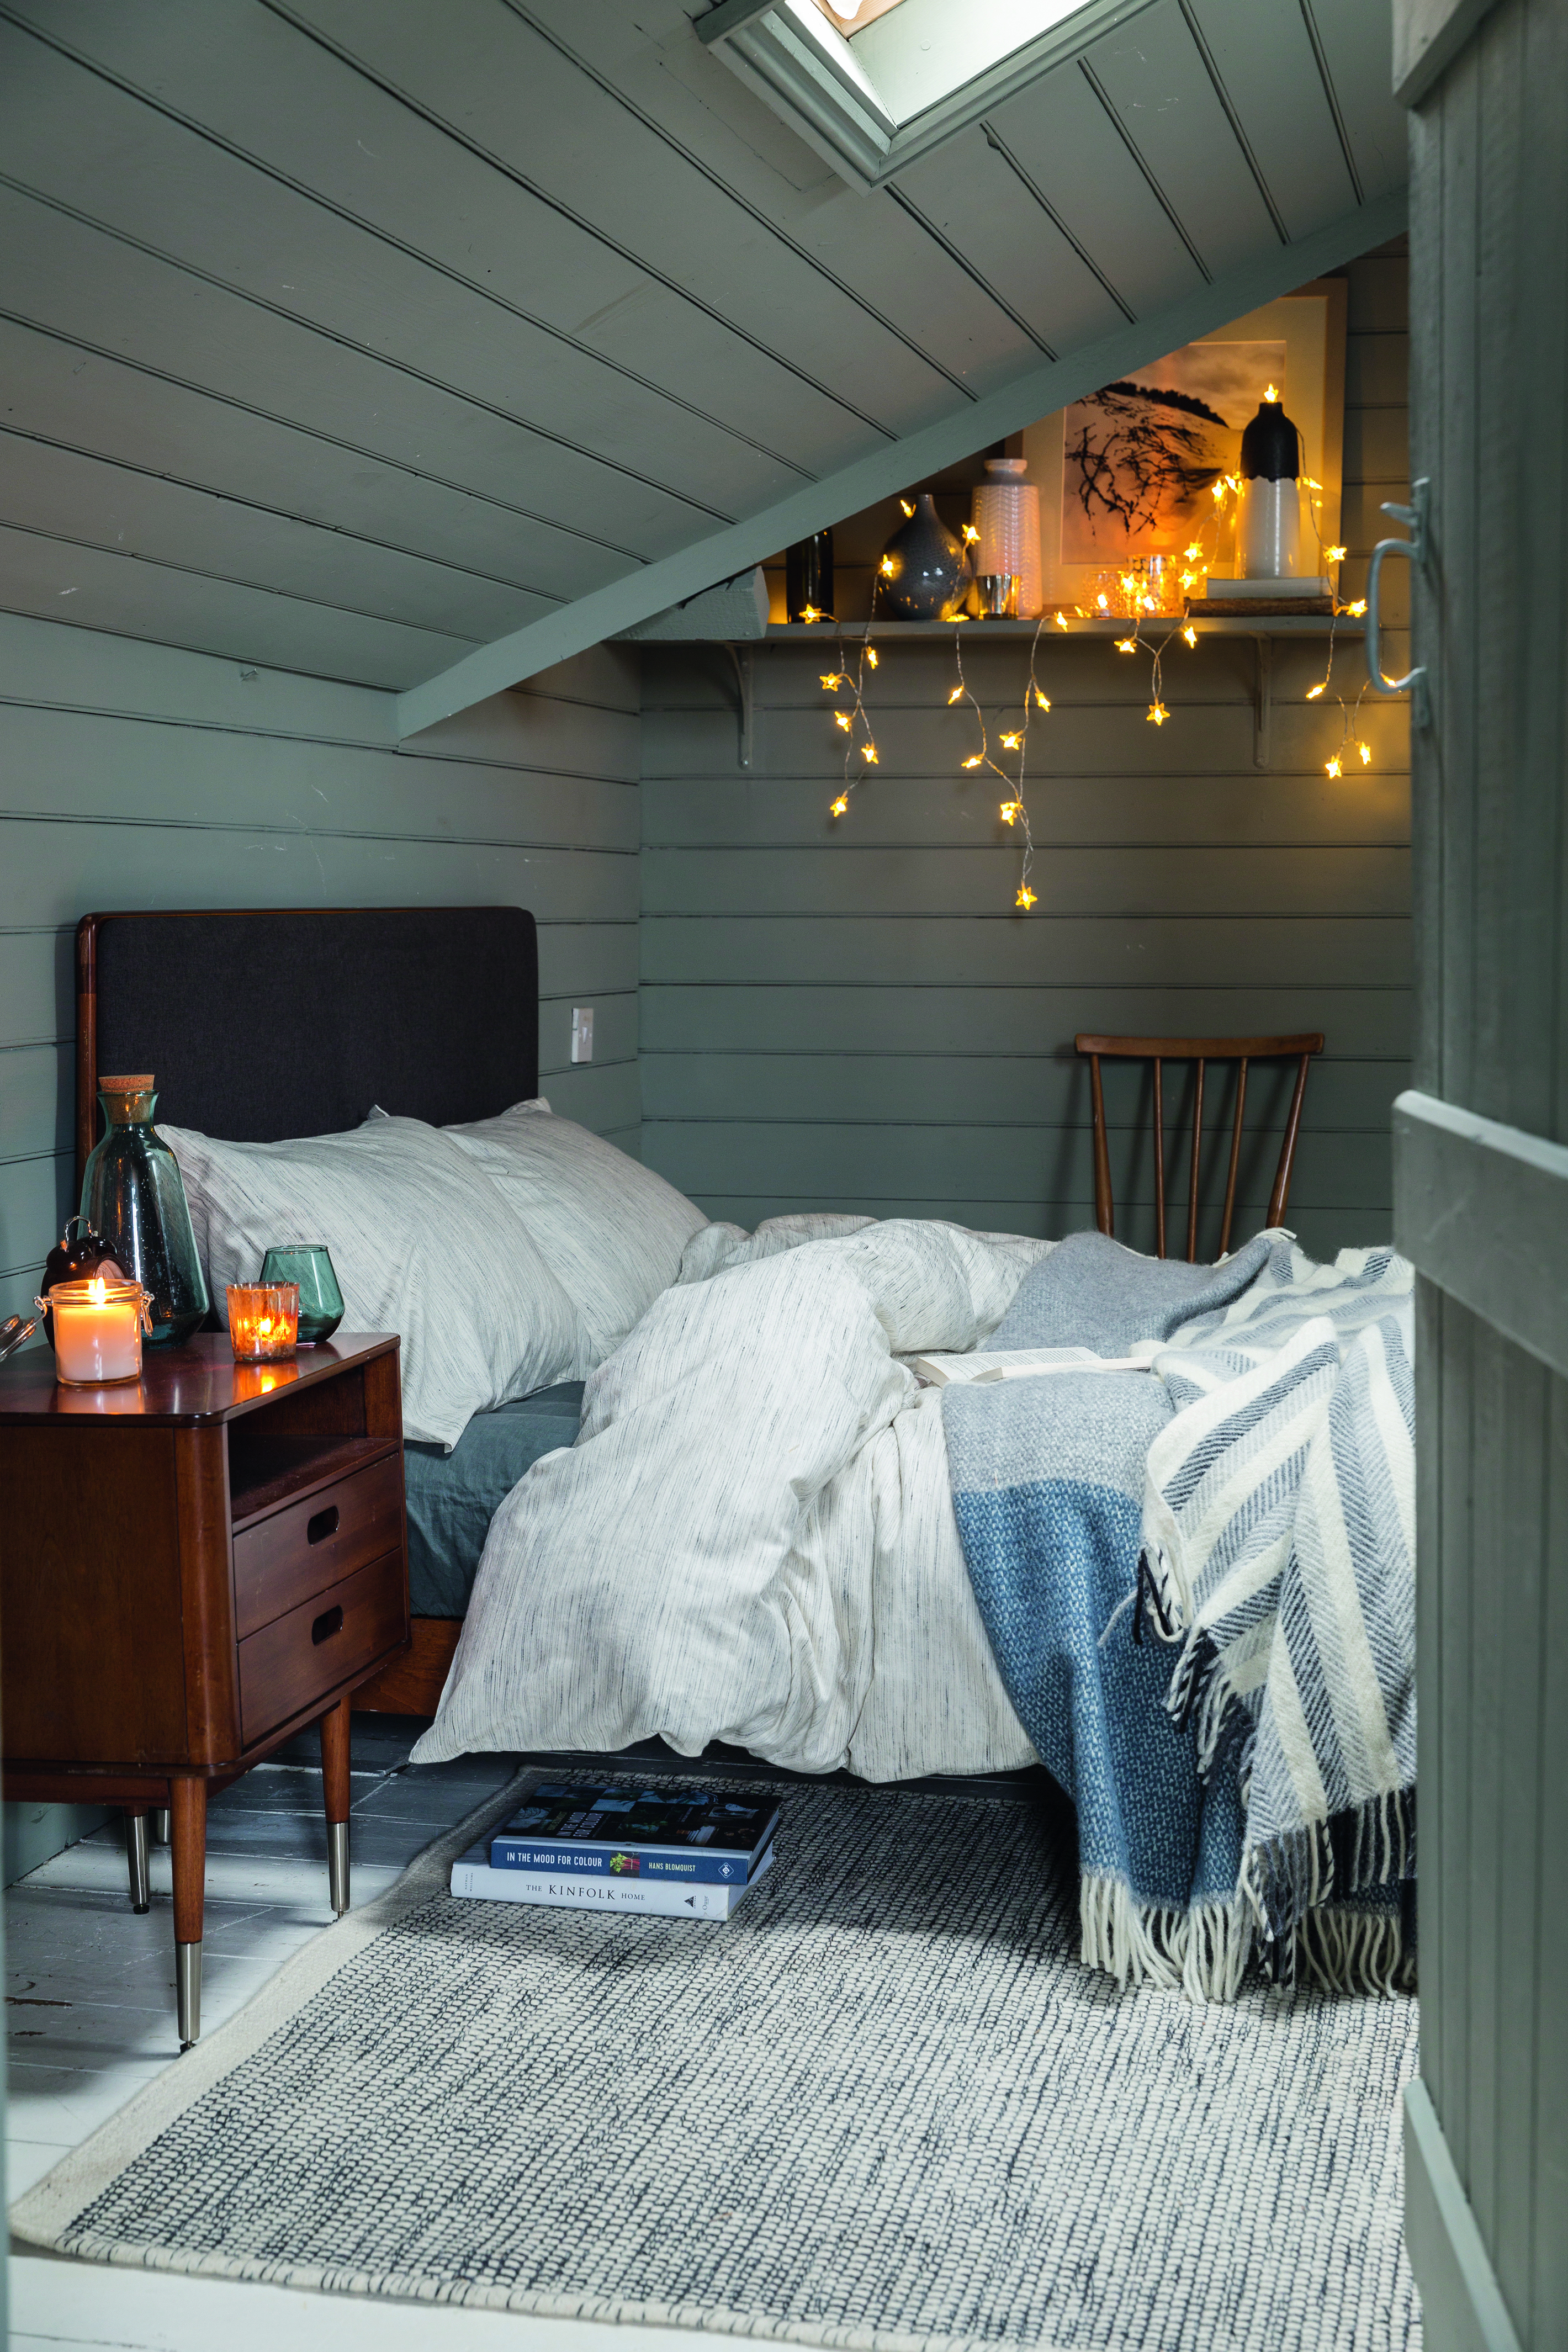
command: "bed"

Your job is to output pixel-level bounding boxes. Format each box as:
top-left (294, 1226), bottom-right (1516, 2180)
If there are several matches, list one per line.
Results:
top-left (78, 903), bottom-right (1418, 1994)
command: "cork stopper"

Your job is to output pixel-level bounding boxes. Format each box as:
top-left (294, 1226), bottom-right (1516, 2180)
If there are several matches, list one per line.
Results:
top-left (99, 1073), bottom-right (155, 1091)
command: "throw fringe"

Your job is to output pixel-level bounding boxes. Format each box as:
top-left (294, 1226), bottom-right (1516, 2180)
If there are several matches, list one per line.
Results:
top-left (1079, 1875), bottom-right (1251, 2003)
top-left (1294, 1905), bottom-right (1411, 1998)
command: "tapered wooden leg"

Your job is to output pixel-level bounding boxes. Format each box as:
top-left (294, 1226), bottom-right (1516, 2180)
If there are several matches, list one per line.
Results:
top-left (320, 1693), bottom-right (351, 1916)
top-left (170, 1777), bottom-right (206, 2048)
top-left (124, 1809), bottom-right (150, 1914)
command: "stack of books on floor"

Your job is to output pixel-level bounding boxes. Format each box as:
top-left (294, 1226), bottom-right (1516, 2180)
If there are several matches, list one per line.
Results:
top-left (452, 1781), bottom-right (780, 1920)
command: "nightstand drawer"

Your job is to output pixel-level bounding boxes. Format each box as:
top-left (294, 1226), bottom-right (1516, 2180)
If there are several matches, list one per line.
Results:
top-left (237, 1548), bottom-right (407, 1745)
top-left (233, 1452), bottom-right (403, 1639)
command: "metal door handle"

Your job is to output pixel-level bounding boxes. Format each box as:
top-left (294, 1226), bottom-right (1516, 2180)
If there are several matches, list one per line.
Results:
top-left (1366, 476), bottom-right (1431, 727)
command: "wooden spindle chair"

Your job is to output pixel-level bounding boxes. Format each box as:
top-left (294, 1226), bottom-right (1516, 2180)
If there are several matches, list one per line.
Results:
top-left (1074, 1032), bottom-right (1325, 1262)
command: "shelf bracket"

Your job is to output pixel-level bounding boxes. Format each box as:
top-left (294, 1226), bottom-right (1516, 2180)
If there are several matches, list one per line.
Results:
top-left (1253, 634), bottom-right (1272, 770)
top-left (723, 642), bottom-right (754, 769)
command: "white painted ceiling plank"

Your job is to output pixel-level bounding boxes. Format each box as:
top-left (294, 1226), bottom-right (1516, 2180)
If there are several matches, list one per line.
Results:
top-left (0, 527), bottom-right (473, 690)
top-left (984, 59), bottom-right (1209, 314)
top-left (6, 0), bottom-right (889, 478)
top-left (0, 317), bottom-right (628, 602)
top-left (1084, 0), bottom-right (1282, 273)
top-left (0, 436), bottom-right (551, 643)
top-left (0, 23), bottom-right (814, 518)
top-left (0, 187), bottom-right (702, 561)
top-left (397, 183), bottom-right (1406, 734)
top-left (1303, 0), bottom-right (1410, 202)
top-left (1183, 0), bottom-right (1358, 240)
top-left (276, 0), bottom-right (972, 436)
top-left (892, 125), bottom-right (1129, 351)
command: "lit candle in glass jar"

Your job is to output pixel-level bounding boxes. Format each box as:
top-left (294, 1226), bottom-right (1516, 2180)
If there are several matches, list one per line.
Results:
top-left (226, 1283), bottom-right (300, 1362)
top-left (49, 1275), bottom-right (147, 1385)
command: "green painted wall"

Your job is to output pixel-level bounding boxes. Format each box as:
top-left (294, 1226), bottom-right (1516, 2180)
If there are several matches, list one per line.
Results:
top-left (639, 246), bottom-right (1411, 1262)
top-left (0, 611), bottom-right (638, 1879)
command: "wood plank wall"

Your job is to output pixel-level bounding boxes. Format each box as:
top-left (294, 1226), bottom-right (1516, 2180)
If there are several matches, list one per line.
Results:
top-left (640, 248), bottom-right (1411, 1260)
top-left (0, 616), bottom-right (641, 1330)
top-left (1408, 6), bottom-right (1568, 2341)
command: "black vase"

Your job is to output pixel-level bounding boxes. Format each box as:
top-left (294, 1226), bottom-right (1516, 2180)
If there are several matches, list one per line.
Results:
top-left (786, 531), bottom-right (834, 621)
top-left (877, 494), bottom-right (970, 620)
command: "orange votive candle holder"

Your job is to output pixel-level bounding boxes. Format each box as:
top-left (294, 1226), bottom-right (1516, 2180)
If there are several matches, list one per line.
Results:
top-left (226, 1281), bottom-right (300, 1362)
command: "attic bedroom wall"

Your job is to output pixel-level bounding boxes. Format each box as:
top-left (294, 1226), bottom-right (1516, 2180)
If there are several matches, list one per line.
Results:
top-left (0, 620), bottom-right (638, 1881)
top-left (637, 246), bottom-right (1411, 1262)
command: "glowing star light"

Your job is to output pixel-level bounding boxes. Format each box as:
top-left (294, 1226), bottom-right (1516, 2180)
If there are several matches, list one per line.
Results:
top-left (1326, 755), bottom-right (1343, 778)
top-left (1306, 682), bottom-right (1326, 700)
top-left (861, 743), bottom-right (878, 763)
top-left (1055, 610), bottom-right (1068, 629)
top-left (1326, 545), bottom-right (1347, 564)
top-left (961, 754), bottom-right (983, 770)
top-left (899, 497), bottom-right (916, 517)
top-left (1016, 883), bottom-right (1037, 910)
top-left (1182, 625), bottom-right (1198, 648)
top-left (962, 524), bottom-right (980, 546)
top-left (1000, 801), bottom-right (1019, 825)
top-left (999, 732), bottom-right (1020, 750)
top-left (1358, 741), bottom-right (1372, 766)
top-left (1115, 637), bottom-right (1137, 654)
top-left (1185, 542), bottom-right (1203, 561)
top-left (834, 709), bottom-right (851, 730)
top-left (1035, 689), bottom-right (1050, 711)
top-left (948, 686), bottom-right (965, 704)
top-left (866, 648), bottom-right (878, 667)
top-left (879, 556), bottom-right (896, 578)
top-left (1344, 599), bottom-right (1367, 618)
top-left (1265, 384), bottom-right (1280, 403)
top-left (830, 795), bottom-right (849, 817)
top-left (1147, 701), bottom-right (1169, 727)
top-left (820, 672), bottom-right (842, 690)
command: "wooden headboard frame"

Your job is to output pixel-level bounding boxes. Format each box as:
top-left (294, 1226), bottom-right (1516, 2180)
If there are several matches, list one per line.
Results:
top-left (76, 905), bottom-right (539, 1183)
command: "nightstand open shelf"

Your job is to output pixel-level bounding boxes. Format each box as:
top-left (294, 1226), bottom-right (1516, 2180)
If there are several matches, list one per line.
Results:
top-left (0, 1332), bottom-right (410, 2047)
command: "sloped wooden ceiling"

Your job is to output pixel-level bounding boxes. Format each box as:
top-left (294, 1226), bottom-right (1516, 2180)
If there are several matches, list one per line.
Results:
top-left (0, 0), bottom-right (1405, 732)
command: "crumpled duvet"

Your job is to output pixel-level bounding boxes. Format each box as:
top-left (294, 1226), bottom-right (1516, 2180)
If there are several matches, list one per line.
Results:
top-left (410, 1217), bottom-right (1050, 1776)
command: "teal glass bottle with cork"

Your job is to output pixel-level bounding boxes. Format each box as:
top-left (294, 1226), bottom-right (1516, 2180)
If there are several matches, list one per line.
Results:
top-left (80, 1074), bottom-right (209, 1347)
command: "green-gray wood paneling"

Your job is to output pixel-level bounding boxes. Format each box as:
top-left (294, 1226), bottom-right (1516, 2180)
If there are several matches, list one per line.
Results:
top-left (1401, 3), bottom-right (1568, 2343)
top-left (640, 247), bottom-right (1411, 1256)
top-left (0, 612), bottom-right (640, 1330)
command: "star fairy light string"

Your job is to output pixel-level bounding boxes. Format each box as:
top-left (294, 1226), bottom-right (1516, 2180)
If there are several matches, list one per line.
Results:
top-left (953, 614), bottom-right (1052, 910)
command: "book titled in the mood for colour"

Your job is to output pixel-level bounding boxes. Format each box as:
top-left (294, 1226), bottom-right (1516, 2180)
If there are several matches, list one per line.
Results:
top-left (489, 1783), bottom-right (780, 1886)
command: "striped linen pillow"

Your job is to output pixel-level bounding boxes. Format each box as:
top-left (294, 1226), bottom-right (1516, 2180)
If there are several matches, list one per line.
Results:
top-left (440, 1099), bottom-right (707, 1370)
top-left (163, 1114), bottom-right (584, 1449)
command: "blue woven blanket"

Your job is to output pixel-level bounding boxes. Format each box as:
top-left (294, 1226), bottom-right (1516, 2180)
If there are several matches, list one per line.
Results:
top-left (944, 1230), bottom-right (1414, 1999)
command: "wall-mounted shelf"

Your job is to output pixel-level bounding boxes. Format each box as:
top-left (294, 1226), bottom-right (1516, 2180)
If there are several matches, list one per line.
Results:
top-left (760, 616), bottom-right (1365, 640)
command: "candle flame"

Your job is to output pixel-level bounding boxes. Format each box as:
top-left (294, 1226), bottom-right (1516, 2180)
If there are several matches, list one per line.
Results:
top-left (257, 1315), bottom-right (274, 1337)
top-left (1264, 383), bottom-right (1280, 404)
top-left (89, 1275), bottom-right (106, 1305)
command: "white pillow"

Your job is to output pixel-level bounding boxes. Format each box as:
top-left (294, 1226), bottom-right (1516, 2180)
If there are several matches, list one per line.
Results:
top-left (163, 1114), bottom-right (583, 1449)
top-left (440, 1099), bottom-right (707, 1368)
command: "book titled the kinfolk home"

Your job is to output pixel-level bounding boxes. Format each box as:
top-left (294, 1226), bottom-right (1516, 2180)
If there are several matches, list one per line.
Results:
top-left (485, 1783), bottom-right (780, 1885)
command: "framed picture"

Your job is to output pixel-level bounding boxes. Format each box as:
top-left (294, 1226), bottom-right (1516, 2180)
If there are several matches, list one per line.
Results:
top-left (1023, 282), bottom-right (1347, 607)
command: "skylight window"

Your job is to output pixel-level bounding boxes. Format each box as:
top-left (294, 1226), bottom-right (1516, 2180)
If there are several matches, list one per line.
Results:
top-left (702, 0), bottom-right (1127, 189)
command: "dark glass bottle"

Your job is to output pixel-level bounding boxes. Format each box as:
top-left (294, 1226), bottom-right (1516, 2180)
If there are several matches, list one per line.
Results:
top-left (80, 1076), bottom-right (209, 1347)
top-left (785, 530), bottom-right (834, 622)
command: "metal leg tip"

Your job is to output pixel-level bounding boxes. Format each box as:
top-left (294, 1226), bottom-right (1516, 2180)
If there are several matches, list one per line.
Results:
top-left (125, 1812), bottom-right (151, 1915)
top-left (176, 1940), bottom-right (202, 2047)
top-left (327, 1819), bottom-right (350, 1916)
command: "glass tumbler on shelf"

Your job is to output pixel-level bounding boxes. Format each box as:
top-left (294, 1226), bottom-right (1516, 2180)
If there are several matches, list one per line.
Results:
top-left (80, 1076), bottom-right (209, 1347)
top-left (259, 1244), bottom-right (345, 1345)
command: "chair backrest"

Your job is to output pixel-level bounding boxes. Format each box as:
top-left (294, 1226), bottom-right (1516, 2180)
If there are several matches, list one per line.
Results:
top-left (1073, 1032), bottom-right (1325, 1262)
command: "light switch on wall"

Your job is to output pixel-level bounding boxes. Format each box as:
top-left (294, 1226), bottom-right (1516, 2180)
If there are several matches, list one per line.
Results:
top-left (570, 1007), bottom-right (594, 1063)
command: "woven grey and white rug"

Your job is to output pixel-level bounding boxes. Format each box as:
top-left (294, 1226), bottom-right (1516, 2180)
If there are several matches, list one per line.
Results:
top-left (14, 1774), bottom-right (1419, 2350)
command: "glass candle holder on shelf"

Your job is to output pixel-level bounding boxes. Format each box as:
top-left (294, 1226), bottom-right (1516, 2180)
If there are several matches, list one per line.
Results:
top-left (258, 1244), bottom-right (345, 1345)
top-left (46, 1276), bottom-right (150, 1386)
top-left (226, 1283), bottom-right (300, 1362)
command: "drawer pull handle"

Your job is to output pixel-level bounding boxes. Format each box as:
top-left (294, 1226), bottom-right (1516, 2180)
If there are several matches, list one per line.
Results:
top-left (311, 1604), bottom-right (345, 1646)
top-left (307, 1505), bottom-right (341, 1546)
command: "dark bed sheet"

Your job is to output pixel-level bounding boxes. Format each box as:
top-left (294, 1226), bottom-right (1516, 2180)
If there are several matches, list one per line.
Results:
top-left (404, 1382), bottom-right (584, 1617)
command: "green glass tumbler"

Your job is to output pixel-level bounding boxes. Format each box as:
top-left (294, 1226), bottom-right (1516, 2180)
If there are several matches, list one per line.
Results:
top-left (258, 1244), bottom-right (345, 1345)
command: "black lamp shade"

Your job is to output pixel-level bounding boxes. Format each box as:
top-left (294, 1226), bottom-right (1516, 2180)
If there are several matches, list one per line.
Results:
top-left (1239, 400), bottom-right (1300, 483)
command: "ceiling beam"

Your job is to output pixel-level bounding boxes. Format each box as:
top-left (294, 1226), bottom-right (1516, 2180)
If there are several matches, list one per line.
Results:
top-left (395, 186), bottom-right (1406, 739)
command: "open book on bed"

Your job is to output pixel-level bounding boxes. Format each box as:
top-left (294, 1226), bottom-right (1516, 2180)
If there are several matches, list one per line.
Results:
top-left (905, 1344), bottom-right (1163, 1386)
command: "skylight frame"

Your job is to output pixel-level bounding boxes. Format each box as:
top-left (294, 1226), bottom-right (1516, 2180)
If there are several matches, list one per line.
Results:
top-left (699, 0), bottom-right (1161, 190)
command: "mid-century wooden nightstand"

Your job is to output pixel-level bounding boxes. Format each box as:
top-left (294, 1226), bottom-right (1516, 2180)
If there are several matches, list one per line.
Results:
top-left (0, 1333), bottom-right (410, 2046)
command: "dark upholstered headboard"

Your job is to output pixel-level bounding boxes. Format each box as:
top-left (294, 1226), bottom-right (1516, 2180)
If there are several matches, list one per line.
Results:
top-left (76, 907), bottom-right (538, 1180)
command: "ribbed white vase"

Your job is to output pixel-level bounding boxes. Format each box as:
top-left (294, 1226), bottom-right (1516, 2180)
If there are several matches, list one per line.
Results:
top-left (971, 459), bottom-right (1043, 616)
